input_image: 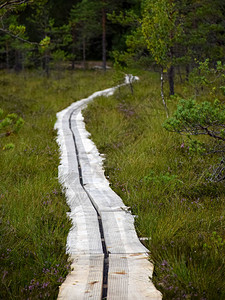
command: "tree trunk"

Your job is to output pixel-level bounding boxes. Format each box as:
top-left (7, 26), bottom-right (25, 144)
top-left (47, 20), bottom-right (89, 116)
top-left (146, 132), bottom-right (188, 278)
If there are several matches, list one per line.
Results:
top-left (6, 41), bottom-right (9, 70)
top-left (161, 68), bottom-right (169, 118)
top-left (185, 64), bottom-right (190, 81)
top-left (71, 55), bottom-right (75, 70)
top-left (71, 28), bottom-right (76, 70)
top-left (45, 52), bottom-right (49, 77)
top-left (168, 65), bottom-right (175, 95)
top-left (177, 66), bottom-right (183, 83)
top-left (83, 37), bottom-right (86, 69)
top-left (102, 6), bottom-right (106, 71)
top-left (21, 51), bottom-right (25, 73)
top-left (14, 50), bottom-right (22, 73)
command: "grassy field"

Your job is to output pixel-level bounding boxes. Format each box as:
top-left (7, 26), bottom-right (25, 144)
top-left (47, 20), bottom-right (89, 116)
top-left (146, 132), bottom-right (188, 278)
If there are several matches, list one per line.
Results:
top-left (0, 69), bottom-right (115, 299)
top-left (84, 70), bottom-right (225, 299)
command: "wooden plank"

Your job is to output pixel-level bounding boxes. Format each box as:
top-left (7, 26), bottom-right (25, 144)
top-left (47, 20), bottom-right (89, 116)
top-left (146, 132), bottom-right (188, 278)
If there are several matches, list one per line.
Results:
top-left (55, 102), bottom-right (104, 259)
top-left (101, 211), bottom-right (148, 254)
top-left (84, 185), bottom-right (127, 212)
top-left (56, 79), bottom-right (162, 300)
top-left (107, 254), bottom-right (162, 300)
top-left (67, 208), bottom-right (103, 255)
top-left (58, 254), bottom-right (104, 300)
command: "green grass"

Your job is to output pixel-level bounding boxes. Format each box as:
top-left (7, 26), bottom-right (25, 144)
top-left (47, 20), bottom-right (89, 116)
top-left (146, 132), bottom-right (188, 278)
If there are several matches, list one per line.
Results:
top-left (0, 69), bottom-right (115, 299)
top-left (84, 70), bottom-right (225, 299)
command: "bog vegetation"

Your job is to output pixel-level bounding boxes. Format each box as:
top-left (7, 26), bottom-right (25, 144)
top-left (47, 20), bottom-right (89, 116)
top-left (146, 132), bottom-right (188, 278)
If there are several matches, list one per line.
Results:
top-left (0, 70), bottom-right (115, 298)
top-left (84, 66), bottom-right (225, 300)
top-left (0, 0), bottom-right (225, 299)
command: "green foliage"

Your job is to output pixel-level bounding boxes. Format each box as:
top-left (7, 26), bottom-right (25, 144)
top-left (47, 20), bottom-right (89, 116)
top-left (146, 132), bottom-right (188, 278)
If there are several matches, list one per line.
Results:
top-left (180, 0), bottom-right (225, 63)
top-left (203, 231), bottom-right (225, 252)
top-left (187, 139), bottom-right (206, 155)
top-left (0, 116), bottom-right (12, 128)
top-left (108, 9), bottom-right (140, 27)
top-left (1, 0), bottom-right (224, 79)
top-left (163, 99), bottom-right (225, 141)
top-left (0, 69), bottom-right (116, 299)
top-left (14, 117), bottom-right (25, 133)
top-left (84, 70), bottom-right (225, 299)
top-left (8, 24), bottom-right (26, 35)
top-left (111, 51), bottom-right (127, 85)
top-left (141, 0), bottom-right (182, 68)
top-left (69, 0), bottom-right (101, 54)
top-left (164, 59), bottom-right (225, 166)
top-left (52, 50), bottom-right (66, 62)
top-left (0, 109), bottom-right (25, 137)
top-left (144, 170), bottom-right (183, 190)
top-left (189, 60), bottom-right (225, 96)
top-left (164, 97), bottom-right (225, 182)
top-left (0, 109), bottom-right (24, 154)
top-left (3, 143), bottom-right (15, 150)
top-left (39, 36), bottom-right (51, 53)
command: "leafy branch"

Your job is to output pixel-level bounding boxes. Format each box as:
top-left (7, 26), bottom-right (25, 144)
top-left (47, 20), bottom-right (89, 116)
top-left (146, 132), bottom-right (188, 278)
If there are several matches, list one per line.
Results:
top-left (163, 99), bottom-right (225, 141)
top-left (0, 27), bottom-right (38, 44)
top-left (163, 99), bottom-right (225, 182)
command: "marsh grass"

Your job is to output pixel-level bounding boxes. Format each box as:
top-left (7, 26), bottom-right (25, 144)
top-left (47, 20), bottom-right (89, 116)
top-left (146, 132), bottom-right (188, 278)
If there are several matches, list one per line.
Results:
top-left (84, 70), bottom-right (225, 299)
top-left (0, 69), bottom-right (115, 299)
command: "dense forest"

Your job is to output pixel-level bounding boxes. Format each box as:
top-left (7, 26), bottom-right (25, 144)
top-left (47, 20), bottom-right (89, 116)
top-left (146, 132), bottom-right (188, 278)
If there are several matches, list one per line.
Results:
top-left (1, 0), bottom-right (225, 299)
top-left (0, 0), bottom-right (224, 77)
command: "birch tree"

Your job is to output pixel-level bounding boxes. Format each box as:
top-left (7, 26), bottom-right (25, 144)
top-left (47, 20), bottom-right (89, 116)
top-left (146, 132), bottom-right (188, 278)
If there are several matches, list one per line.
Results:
top-left (142, 0), bottom-right (182, 116)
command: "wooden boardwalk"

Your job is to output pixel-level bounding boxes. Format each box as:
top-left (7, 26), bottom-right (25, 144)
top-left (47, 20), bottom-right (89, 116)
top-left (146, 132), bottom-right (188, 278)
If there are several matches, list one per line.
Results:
top-left (55, 77), bottom-right (162, 299)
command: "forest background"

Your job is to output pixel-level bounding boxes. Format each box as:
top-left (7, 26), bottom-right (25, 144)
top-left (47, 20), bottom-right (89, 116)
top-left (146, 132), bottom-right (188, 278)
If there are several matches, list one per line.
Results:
top-left (0, 0), bottom-right (224, 78)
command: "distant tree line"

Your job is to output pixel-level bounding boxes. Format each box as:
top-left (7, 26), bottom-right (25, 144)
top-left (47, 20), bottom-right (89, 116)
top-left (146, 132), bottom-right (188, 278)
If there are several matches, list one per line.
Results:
top-left (0, 0), bottom-right (224, 79)
top-left (0, 0), bottom-right (138, 73)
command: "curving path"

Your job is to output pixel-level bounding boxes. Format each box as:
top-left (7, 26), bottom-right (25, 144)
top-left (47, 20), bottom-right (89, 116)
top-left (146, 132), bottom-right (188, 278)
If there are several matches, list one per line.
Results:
top-left (54, 76), bottom-right (162, 300)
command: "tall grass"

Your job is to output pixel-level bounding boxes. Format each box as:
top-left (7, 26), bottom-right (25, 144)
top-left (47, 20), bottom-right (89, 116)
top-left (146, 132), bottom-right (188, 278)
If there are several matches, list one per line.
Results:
top-left (84, 70), bottom-right (225, 299)
top-left (0, 69), bottom-right (115, 299)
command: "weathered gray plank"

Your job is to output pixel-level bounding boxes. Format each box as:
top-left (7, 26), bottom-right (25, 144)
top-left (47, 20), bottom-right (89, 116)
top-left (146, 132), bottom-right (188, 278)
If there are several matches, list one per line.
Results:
top-left (55, 101), bottom-right (104, 257)
top-left (101, 211), bottom-right (148, 254)
top-left (84, 184), bottom-right (127, 212)
top-left (67, 208), bottom-right (103, 255)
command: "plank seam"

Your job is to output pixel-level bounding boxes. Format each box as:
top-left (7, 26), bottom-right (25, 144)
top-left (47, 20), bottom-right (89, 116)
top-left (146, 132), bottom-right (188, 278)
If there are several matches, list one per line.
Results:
top-left (69, 110), bottom-right (109, 299)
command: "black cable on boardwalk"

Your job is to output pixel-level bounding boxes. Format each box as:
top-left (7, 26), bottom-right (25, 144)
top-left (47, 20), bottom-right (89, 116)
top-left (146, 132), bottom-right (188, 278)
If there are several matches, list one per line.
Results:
top-left (69, 111), bottom-right (109, 299)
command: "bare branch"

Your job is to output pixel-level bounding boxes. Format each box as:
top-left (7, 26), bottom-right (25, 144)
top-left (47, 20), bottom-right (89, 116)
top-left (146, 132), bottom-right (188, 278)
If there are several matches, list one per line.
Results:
top-left (209, 158), bottom-right (225, 183)
top-left (199, 125), bottom-right (225, 142)
top-left (0, 0), bottom-right (31, 10)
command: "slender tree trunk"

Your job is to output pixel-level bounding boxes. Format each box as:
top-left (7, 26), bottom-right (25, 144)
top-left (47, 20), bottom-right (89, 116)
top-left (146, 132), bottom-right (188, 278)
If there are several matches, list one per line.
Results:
top-left (186, 64), bottom-right (190, 81)
top-left (71, 52), bottom-right (75, 70)
top-left (14, 50), bottom-right (22, 73)
top-left (127, 74), bottom-right (134, 95)
top-left (83, 37), bottom-right (86, 69)
top-left (6, 41), bottom-right (9, 70)
top-left (168, 65), bottom-right (175, 95)
top-left (45, 52), bottom-right (49, 77)
top-left (168, 45), bottom-right (175, 95)
top-left (177, 66), bottom-right (183, 83)
top-left (71, 44), bottom-right (75, 70)
top-left (102, 5), bottom-right (106, 71)
top-left (161, 68), bottom-right (169, 118)
top-left (21, 51), bottom-right (25, 73)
